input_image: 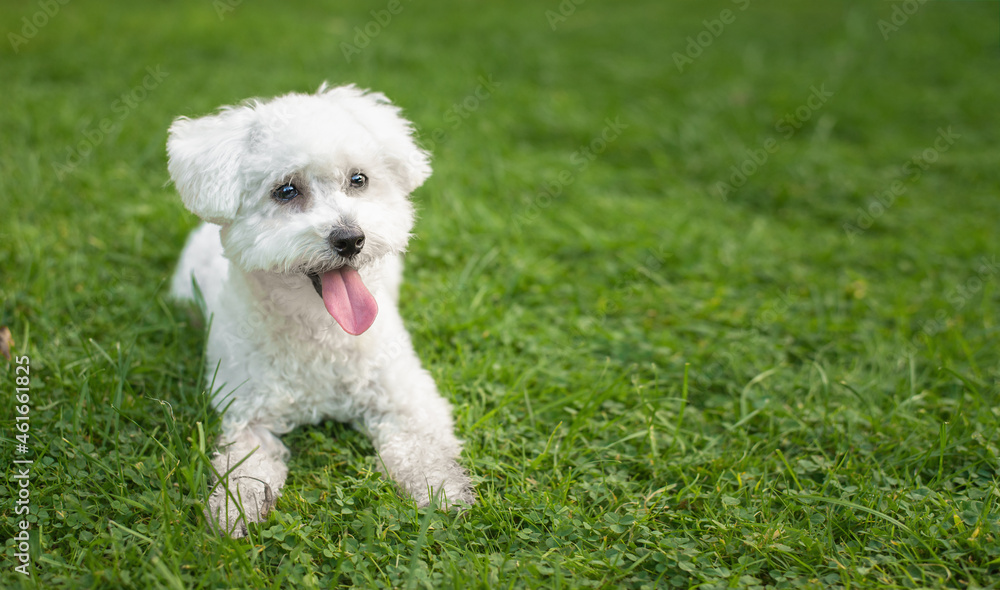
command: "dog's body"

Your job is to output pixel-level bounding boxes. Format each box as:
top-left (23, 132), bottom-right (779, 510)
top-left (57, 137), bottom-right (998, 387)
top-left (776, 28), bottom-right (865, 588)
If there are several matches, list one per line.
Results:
top-left (168, 85), bottom-right (474, 537)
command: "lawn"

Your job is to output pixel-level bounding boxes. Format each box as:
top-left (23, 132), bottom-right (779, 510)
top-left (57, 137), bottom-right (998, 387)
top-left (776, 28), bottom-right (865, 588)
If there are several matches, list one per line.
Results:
top-left (2, 0), bottom-right (1000, 587)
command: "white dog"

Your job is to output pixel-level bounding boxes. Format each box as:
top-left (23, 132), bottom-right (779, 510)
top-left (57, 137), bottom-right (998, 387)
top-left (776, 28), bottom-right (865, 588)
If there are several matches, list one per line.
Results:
top-left (167, 84), bottom-right (475, 537)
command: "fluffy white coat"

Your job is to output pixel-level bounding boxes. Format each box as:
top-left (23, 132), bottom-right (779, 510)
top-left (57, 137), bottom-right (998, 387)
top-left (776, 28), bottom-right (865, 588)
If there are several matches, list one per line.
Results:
top-left (167, 85), bottom-right (475, 537)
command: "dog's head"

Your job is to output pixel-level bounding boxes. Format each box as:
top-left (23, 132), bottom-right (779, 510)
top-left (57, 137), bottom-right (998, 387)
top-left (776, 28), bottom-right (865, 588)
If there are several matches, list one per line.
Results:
top-left (167, 84), bottom-right (431, 334)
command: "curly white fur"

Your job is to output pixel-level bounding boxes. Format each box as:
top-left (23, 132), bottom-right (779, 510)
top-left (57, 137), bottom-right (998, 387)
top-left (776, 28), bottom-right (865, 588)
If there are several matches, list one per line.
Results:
top-left (167, 84), bottom-right (475, 538)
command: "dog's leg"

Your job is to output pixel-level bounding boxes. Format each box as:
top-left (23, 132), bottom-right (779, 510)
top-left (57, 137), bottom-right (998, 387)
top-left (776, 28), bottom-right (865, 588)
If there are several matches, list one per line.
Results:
top-left (364, 354), bottom-right (476, 508)
top-left (205, 425), bottom-right (289, 537)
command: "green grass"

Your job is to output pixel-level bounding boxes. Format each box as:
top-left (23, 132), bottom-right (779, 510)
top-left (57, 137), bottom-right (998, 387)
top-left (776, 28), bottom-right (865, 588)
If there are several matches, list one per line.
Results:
top-left (2, 0), bottom-right (1000, 587)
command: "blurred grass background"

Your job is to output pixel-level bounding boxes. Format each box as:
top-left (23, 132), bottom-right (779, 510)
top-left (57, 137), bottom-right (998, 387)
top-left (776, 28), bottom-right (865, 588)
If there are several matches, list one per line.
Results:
top-left (1, 0), bottom-right (999, 587)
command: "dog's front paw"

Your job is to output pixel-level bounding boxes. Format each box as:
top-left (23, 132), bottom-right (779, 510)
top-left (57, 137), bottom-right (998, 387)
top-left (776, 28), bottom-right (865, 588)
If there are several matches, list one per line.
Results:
top-left (410, 462), bottom-right (477, 509)
top-left (206, 476), bottom-right (278, 538)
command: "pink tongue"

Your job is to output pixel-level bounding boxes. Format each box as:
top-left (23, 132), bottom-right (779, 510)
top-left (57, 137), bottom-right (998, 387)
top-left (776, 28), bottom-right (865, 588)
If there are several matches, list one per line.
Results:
top-left (320, 267), bottom-right (378, 335)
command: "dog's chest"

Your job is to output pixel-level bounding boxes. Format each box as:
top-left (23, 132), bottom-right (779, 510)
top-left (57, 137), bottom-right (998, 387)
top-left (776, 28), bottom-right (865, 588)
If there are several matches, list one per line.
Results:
top-left (211, 311), bottom-right (386, 430)
top-left (263, 324), bottom-right (384, 425)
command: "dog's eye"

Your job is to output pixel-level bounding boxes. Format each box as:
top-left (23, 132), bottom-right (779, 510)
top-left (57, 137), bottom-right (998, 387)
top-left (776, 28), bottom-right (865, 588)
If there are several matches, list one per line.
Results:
top-left (272, 183), bottom-right (300, 202)
top-left (349, 172), bottom-right (368, 189)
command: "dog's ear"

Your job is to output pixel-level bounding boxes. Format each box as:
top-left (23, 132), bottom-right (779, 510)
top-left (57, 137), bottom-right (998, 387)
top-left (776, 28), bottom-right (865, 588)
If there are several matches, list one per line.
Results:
top-left (167, 105), bottom-right (257, 224)
top-left (318, 84), bottom-right (432, 194)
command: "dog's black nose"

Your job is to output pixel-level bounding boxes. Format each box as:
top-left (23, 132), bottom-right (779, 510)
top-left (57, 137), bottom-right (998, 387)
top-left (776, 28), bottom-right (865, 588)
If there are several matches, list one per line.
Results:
top-left (329, 228), bottom-right (366, 258)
